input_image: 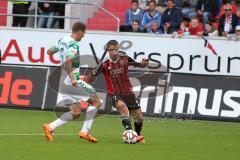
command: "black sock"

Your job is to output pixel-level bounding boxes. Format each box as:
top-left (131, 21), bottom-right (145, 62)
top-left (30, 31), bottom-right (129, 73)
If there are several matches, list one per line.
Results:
top-left (134, 121), bottom-right (143, 135)
top-left (121, 116), bottom-right (132, 130)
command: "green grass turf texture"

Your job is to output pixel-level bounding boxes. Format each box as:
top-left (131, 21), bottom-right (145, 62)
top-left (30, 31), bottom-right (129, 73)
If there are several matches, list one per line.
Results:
top-left (0, 108), bottom-right (239, 160)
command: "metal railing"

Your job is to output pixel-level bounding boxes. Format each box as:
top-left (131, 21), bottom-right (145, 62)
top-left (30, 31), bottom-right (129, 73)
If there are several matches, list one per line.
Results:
top-left (0, 0), bottom-right (120, 32)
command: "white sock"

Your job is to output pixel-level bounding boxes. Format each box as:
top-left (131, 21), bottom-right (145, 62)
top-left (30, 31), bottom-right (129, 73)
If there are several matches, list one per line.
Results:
top-left (81, 106), bottom-right (98, 133)
top-left (49, 112), bottom-right (73, 130)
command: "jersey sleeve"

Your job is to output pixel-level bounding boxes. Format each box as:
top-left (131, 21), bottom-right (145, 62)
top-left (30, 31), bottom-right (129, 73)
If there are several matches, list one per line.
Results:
top-left (128, 56), bottom-right (141, 67)
top-left (66, 42), bottom-right (78, 59)
top-left (49, 39), bottom-right (61, 53)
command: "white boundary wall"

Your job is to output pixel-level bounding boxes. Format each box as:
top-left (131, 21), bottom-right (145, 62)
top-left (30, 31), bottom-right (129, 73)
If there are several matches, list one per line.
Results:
top-left (1, 28), bottom-right (240, 76)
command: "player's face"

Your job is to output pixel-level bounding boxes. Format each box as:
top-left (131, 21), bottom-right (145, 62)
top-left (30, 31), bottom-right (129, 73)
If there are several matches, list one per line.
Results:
top-left (152, 22), bottom-right (159, 31)
top-left (149, 2), bottom-right (156, 11)
top-left (236, 29), bottom-right (240, 36)
top-left (205, 24), bottom-right (212, 33)
top-left (132, 22), bottom-right (140, 31)
top-left (131, 2), bottom-right (138, 11)
top-left (108, 45), bottom-right (119, 61)
top-left (191, 19), bottom-right (198, 28)
top-left (75, 30), bottom-right (86, 41)
top-left (224, 4), bottom-right (232, 16)
top-left (167, 1), bottom-right (174, 9)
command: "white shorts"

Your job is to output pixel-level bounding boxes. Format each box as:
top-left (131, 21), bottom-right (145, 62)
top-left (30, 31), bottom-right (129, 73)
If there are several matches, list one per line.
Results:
top-left (56, 68), bottom-right (96, 106)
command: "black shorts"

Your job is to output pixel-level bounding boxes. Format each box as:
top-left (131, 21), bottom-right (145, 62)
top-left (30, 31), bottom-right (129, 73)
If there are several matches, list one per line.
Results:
top-left (108, 93), bottom-right (140, 110)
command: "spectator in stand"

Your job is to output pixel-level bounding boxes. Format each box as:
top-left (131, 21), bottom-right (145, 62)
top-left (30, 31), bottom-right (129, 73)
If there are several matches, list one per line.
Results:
top-left (175, 21), bottom-right (190, 37)
top-left (217, 0), bottom-right (238, 18)
top-left (175, 0), bottom-right (183, 7)
top-left (145, 0), bottom-right (152, 6)
top-left (124, 0), bottom-right (143, 27)
top-left (235, 25), bottom-right (240, 40)
top-left (196, 0), bottom-right (219, 25)
top-left (235, 0), bottom-right (240, 17)
top-left (203, 21), bottom-right (218, 36)
top-left (156, 0), bottom-right (168, 14)
top-left (181, 0), bottom-right (197, 19)
top-left (189, 17), bottom-right (203, 36)
top-left (126, 20), bottom-right (144, 32)
top-left (238, 0), bottom-right (240, 25)
top-left (216, 0), bottom-right (223, 16)
top-left (38, 0), bottom-right (55, 28)
top-left (189, 0), bottom-right (199, 8)
top-left (53, 0), bottom-right (67, 29)
top-left (148, 20), bottom-right (163, 34)
top-left (141, 0), bottom-right (162, 32)
top-left (161, 0), bottom-right (183, 34)
top-left (26, 1), bottom-right (36, 28)
top-left (218, 3), bottom-right (239, 36)
top-left (12, 1), bottom-right (31, 27)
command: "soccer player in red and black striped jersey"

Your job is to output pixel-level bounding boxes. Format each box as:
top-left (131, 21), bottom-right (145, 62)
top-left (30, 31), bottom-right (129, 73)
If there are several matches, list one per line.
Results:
top-left (85, 40), bottom-right (149, 143)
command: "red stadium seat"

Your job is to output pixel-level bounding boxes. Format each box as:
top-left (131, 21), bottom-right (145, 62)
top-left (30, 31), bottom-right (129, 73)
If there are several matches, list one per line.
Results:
top-left (0, 1), bottom-right (7, 26)
top-left (213, 22), bottom-right (219, 30)
top-left (87, 0), bottom-right (130, 31)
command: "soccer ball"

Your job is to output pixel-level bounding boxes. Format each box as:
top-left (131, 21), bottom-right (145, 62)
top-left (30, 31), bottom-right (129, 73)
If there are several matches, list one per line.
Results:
top-left (122, 130), bottom-right (138, 144)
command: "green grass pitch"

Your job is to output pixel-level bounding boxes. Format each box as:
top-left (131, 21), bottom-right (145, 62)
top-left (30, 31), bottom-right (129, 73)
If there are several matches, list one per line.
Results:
top-left (0, 108), bottom-right (239, 160)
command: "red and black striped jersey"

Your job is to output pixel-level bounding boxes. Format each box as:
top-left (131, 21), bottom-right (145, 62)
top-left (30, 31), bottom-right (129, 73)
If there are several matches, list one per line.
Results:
top-left (93, 54), bottom-right (140, 96)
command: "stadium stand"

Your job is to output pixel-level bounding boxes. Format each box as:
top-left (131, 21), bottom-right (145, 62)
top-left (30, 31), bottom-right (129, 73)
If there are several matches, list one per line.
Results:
top-left (1, 0), bottom-right (240, 36)
top-left (87, 0), bottom-right (131, 31)
top-left (0, 1), bottom-right (7, 26)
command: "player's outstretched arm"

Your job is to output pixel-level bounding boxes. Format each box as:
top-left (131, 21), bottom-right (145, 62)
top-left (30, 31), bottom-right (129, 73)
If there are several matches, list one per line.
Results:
top-left (47, 48), bottom-right (58, 55)
top-left (128, 56), bottom-right (149, 68)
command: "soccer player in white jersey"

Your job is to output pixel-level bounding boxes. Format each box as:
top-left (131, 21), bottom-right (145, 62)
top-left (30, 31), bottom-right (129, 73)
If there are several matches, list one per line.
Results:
top-left (43, 22), bottom-right (101, 143)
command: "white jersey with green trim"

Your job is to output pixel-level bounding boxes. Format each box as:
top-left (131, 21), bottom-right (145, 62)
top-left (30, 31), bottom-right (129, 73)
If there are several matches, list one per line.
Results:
top-left (50, 36), bottom-right (81, 83)
top-left (51, 36), bottom-right (80, 68)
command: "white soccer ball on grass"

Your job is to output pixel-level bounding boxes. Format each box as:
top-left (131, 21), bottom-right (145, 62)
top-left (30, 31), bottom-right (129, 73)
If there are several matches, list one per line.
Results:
top-left (122, 130), bottom-right (138, 144)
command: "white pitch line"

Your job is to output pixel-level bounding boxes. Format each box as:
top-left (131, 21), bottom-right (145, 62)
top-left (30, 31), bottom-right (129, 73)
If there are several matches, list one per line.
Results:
top-left (0, 133), bottom-right (76, 136)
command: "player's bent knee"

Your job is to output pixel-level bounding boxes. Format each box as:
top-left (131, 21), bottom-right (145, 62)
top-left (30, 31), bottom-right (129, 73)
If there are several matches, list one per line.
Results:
top-left (70, 103), bottom-right (81, 115)
top-left (89, 95), bottom-right (102, 108)
top-left (93, 99), bottom-right (102, 108)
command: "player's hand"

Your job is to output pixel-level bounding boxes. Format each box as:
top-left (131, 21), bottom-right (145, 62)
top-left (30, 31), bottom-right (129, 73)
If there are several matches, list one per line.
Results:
top-left (71, 80), bottom-right (78, 87)
top-left (144, 23), bottom-right (151, 29)
top-left (164, 23), bottom-right (170, 28)
top-left (197, 10), bottom-right (203, 16)
top-left (140, 58), bottom-right (149, 68)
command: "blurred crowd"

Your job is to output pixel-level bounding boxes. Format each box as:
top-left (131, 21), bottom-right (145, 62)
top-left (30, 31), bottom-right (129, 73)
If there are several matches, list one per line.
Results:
top-left (11, 0), bottom-right (240, 40)
top-left (12, 0), bottom-right (66, 29)
top-left (121, 0), bottom-right (240, 40)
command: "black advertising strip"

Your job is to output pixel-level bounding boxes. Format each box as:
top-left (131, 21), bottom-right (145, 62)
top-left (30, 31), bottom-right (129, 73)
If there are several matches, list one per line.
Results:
top-left (0, 65), bottom-right (47, 108)
top-left (4, 64), bottom-right (238, 122)
top-left (44, 66), bottom-right (61, 108)
top-left (168, 73), bottom-right (240, 121)
top-left (0, 49), bottom-right (2, 64)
